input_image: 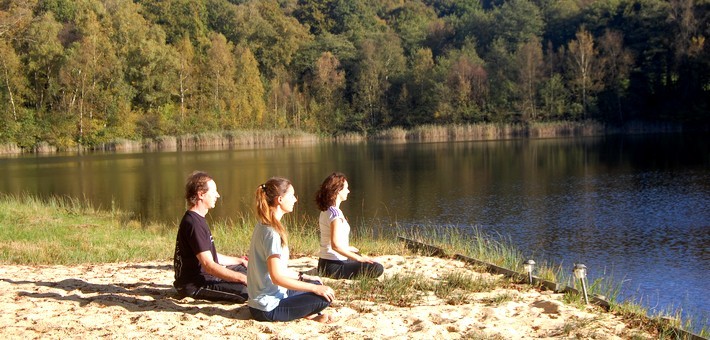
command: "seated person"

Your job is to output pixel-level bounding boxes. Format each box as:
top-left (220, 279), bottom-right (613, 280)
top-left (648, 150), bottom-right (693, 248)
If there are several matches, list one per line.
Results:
top-left (247, 177), bottom-right (334, 323)
top-left (315, 172), bottom-right (384, 279)
top-left (173, 171), bottom-right (248, 303)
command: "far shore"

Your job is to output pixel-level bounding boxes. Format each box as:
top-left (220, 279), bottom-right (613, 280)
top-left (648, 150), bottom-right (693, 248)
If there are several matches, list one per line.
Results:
top-left (0, 120), bottom-right (696, 155)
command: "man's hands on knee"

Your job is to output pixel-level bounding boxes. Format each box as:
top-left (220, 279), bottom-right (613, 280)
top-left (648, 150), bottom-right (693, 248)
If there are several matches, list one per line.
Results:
top-left (196, 251), bottom-right (248, 284)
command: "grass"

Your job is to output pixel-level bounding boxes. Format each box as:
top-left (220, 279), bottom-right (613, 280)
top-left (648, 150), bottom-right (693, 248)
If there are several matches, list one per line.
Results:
top-left (1, 194), bottom-right (706, 338)
top-left (0, 194), bottom-right (172, 264)
top-left (401, 225), bottom-right (709, 338)
top-left (330, 266), bottom-right (507, 308)
top-left (0, 194), bottom-right (403, 265)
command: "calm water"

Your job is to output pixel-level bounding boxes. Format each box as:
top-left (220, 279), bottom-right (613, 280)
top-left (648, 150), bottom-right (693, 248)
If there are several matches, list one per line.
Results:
top-left (1, 134), bottom-right (708, 325)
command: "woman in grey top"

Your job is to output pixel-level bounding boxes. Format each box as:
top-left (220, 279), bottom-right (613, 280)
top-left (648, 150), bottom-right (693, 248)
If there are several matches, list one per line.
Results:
top-left (247, 176), bottom-right (335, 323)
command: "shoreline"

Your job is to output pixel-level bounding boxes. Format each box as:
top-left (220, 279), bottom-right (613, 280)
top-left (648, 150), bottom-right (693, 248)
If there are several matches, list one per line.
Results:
top-left (0, 120), bottom-right (700, 156)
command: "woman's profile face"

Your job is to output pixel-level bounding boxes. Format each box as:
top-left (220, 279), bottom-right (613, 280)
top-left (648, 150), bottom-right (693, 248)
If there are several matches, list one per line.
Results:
top-left (337, 180), bottom-right (350, 202)
top-left (279, 185), bottom-right (298, 213)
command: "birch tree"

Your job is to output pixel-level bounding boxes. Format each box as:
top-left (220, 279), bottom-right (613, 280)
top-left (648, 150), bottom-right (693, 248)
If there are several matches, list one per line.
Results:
top-left (566, 28), bottom-right (603, 119)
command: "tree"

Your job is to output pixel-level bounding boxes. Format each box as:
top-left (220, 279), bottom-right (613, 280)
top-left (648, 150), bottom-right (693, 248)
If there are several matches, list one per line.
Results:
top-left (491, 0), bottom-right (544, 52)
top-left (387, 1), bottom-right (438, 55)
top-left (540, 41), bottom-right (570, 120)
top-left (266, 66), bottom-right (295, 129)
top-left (294, 0), bottom-right (336, 35)
top-left (138, 0), bottom-right (208, 44)
top-left (0, 0), bottom-right (35, 38)
top-left (485, 38), bottom-right (516, 121)
top-left (598, 29), bottom-right (633, 121)
top-left (58, 5), bottom-right (124, 146)
top-left (514, 37), bottom-right (544, 120)
top-left (199, 33), bottom-right (237, 129)
top-left (106, 0), bottom-right (171, 138)
top-left (209, 0), bottom-right (311, 80)
top-left (233, 46), bottom-right (266, 128)
top-left (408, 47), bottom-right (436, 124)
top-left (23, 12), bottom-right (64, 114)
top-left (539, 73), bottom-right (569, 120)
top-left (566, 28), bottom-right (603, 119)
top-left (174, 35), bottom-right (196, 125)
top-left (667, 0), bottom-right (708, 116)
top-left (0, 38), bottom-right (25, 123)
top-left (352, 31), bottom-right (406, 130)
top-left (434, 40), bottom-right (488, 123)
top-left (309, 51), bottom-right (346, 132)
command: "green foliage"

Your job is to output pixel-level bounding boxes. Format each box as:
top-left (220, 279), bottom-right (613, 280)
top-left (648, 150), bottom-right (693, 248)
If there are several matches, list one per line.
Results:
top-left (0, 0), bottom-right (706, 151)
top-left (491, 0), bottom-right (544, 52)
top-left (38, 0), bottom-right (78, 22)
top-left (233, 46), bottom-right (266, 128)
top-left (139, 0), bottom-right (209, 44)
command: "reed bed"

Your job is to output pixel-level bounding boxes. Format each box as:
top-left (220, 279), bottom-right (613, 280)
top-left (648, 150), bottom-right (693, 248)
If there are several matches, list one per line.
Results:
top-left (0, 121), bottom-right (695, 155)
top-left (333, 132), bottom-right (366, 143)
top-left (528, 121), bottom-right (605, 138)
top-left (160, 129), bottom-right (319, 151)
top-left (0, 143), bottom-right (21, 154)
top-left (376, 121), bottom-right (611, 142)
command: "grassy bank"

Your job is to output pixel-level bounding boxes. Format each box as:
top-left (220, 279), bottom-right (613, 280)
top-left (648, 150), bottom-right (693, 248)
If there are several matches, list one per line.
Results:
top-left (0, 194), bottom-right (173, 264)
top-left (0, 120), bottom-right (693, 155)
top-left (0, 194), bottom-right (706, 337)
top-left (403, 227), bottom-right (708, 339)
top-left (0, 193), bottom-right (402, 264)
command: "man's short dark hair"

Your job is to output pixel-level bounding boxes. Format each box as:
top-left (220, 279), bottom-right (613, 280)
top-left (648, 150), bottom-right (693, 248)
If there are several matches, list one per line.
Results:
top-left (185, 171), bottom-right (212, 207)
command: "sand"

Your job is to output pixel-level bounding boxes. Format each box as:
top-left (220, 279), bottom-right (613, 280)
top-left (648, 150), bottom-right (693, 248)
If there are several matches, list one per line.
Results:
top-left (0, 255), bottom-right (652, 339)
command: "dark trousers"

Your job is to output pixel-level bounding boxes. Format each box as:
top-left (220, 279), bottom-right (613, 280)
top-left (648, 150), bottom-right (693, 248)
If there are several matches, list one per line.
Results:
top-left (318, 258), bottom-right (384, 279)
top-left (190, 264), bottom-right (249, 303)
top-left (249, 280), bottom-right (330, 322)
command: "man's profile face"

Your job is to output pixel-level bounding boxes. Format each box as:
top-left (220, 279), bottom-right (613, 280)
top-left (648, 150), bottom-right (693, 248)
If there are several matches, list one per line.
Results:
top-left (202, 179), bottom-right (220, 209)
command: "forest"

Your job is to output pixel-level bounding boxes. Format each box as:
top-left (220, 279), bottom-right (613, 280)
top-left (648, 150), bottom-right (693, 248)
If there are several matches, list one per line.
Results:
top-left (0, 0), bottom-right (708, 149)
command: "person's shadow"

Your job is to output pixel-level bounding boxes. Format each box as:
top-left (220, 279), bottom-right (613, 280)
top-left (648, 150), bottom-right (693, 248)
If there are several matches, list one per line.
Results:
top-left (1, 264), bottom-right (251, 320)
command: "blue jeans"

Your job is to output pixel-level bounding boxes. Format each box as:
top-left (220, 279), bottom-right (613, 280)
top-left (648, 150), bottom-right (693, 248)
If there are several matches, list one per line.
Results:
top-left (318, 258), bottom-right (384, 279)
top-left (249, 281), bottom-right (331, 322)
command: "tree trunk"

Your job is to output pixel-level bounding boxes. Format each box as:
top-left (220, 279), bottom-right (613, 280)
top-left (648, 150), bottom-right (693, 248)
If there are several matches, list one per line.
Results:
top-left (1, 60), bottom-right (17, 121)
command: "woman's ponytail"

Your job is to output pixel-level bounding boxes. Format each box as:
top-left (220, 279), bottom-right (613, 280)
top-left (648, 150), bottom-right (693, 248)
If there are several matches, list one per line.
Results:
top-left (255, 178), bottom-right (291, 247)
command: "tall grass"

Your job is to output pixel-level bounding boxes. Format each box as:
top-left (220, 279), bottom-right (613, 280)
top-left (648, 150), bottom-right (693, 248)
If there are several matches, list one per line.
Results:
top-left (376, 122), bottom-right (607, 142)
top-left (0, 193), bottom-right (172, 264)
top-left (400, 225), bottom-right (561, 281)
top-left (372, 120), bottom-right (686, 143)
top-left (0, 143), bottom-right (22, 154)
top-left (150, 129), bottom-right (319, 151)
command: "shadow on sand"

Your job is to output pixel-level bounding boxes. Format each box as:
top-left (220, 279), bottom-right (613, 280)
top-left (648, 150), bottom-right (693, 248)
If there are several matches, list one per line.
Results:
top-left (1, 277), bottom-right (251, 320)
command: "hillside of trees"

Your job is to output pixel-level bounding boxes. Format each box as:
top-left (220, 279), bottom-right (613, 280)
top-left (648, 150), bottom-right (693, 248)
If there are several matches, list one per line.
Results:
top-left (0, 0), bottom-right (708, 149)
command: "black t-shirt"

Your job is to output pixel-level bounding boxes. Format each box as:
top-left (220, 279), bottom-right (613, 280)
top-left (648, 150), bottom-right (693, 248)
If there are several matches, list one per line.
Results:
top-left (173, 210), bottom-right (219, 292)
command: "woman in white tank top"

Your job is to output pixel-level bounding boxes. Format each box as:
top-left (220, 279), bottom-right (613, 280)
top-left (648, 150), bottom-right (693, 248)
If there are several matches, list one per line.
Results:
top-left (315, 172), bottom-right (384, 279)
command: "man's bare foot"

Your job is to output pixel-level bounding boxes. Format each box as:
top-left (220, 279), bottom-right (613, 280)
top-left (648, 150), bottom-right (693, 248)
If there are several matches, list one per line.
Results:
top-left (305, 313), bottom-right (335, 323)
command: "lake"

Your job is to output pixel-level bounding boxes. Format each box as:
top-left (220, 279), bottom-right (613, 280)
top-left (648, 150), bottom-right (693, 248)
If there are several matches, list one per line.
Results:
top-left (1, 133), bottom-right (708, 327)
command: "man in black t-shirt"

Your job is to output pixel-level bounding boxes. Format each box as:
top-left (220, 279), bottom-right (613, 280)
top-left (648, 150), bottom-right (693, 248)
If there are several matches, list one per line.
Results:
top-left (173, 171), bottom-right (248, 303)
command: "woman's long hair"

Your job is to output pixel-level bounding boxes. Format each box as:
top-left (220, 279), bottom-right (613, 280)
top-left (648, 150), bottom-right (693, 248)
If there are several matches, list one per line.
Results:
top-left (255, 177), bottom-right (291, 246)
top-left (315, 172), bottom-right (347, 211)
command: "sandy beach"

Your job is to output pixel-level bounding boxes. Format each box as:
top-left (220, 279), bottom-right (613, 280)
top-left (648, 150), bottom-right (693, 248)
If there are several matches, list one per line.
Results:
top-left (0, 255), bottom-right (652, 339)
